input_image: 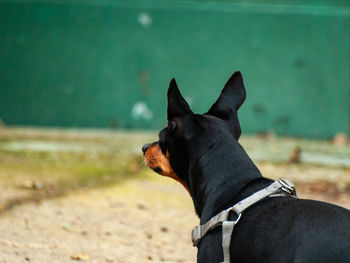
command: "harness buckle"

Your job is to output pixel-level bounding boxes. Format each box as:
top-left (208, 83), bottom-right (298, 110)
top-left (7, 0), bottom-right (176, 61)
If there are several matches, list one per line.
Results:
top-left (226, 207), bottom-right (242, 225)
top-left (278, 178), bottom-right (296, 196)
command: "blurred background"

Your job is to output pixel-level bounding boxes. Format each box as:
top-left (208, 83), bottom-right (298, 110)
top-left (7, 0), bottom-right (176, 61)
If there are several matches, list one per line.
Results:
top-left (0, 0), bottom-right (349, 262)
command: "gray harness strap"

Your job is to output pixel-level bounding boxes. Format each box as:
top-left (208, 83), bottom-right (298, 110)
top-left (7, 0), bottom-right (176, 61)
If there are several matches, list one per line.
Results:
top-left (221, 221), bottom-right (235, 263)
top-left (191, 178), bottom-right (297, 263)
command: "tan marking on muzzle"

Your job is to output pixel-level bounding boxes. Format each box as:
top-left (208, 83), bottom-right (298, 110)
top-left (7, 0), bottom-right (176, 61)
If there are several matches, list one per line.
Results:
top-left (144, 143), bottom-right (190, 193)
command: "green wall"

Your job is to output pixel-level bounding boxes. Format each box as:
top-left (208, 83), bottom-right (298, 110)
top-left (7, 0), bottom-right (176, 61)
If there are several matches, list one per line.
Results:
top-left (0, 0), bottom-right (349, 138)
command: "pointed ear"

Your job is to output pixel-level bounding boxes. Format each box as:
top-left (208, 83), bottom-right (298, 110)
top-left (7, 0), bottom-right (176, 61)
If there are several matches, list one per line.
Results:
top-left (167, 78), bottom-right (192, 120)
top-left (206, 71), bottom-right (246, 118)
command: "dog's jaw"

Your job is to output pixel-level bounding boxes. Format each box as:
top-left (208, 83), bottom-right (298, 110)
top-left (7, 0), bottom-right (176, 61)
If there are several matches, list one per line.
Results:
top-left (144, 142), bottom-right (190, 193)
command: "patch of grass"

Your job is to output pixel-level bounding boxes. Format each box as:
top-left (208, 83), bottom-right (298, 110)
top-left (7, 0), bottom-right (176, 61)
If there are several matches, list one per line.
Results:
top-left (0, 128), bottom-right (152, 212)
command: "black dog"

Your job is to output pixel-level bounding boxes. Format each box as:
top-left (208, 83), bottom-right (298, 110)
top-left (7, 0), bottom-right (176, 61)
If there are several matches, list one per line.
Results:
top-left (143, 71), bottom-right (350, 263)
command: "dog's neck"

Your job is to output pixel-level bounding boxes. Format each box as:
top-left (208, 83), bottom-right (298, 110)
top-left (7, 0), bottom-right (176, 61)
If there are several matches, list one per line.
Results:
top-left (189, 140), bottom-right (263, 223)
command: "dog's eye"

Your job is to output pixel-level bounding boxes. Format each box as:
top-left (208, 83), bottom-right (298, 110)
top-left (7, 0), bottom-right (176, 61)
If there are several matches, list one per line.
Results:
top-left (168, 121), bottom-right (177, 132)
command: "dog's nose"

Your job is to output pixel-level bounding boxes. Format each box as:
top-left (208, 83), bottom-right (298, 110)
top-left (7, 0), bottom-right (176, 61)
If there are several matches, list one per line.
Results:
top-left (142, 143), bottom-right (151, 154)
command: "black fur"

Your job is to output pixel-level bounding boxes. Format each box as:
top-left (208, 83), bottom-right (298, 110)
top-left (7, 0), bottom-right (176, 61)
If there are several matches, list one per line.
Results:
top-left (152, 71), bottom-right (350, 263)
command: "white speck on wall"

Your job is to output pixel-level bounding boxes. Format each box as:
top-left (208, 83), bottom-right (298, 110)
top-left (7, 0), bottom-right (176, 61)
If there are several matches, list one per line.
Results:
top-left (64, 84), bottom-right (75, 95)
top-left (131, 102), bottom-right (153, 120)
top-left (137, 13), bottom-right (152, 28)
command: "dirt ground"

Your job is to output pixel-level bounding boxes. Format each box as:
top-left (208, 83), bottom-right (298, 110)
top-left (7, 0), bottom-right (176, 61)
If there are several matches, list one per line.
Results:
top-left (0, 128), bottom-right (349, 263)
top-left (0, 174), bottom-right (197, 263)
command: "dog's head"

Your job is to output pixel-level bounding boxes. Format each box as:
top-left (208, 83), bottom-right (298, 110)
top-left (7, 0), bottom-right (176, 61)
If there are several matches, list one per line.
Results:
top-left (142, 71), bottom-right (246, 194)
